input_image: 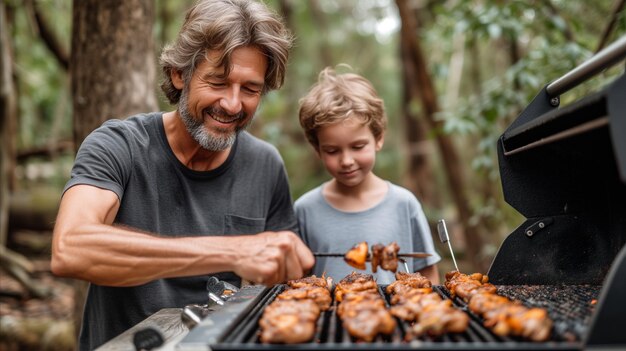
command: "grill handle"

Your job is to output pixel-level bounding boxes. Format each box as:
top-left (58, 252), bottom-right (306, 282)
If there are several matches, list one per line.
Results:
top-left (546, 34), bottom-right (626, 97)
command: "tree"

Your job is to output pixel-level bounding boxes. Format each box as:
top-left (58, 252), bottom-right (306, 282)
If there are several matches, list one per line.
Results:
top-left (69, 0), bottom-right (158, 340)
top-left (396, 0), bottom-right (486, 272)
top-left (1, 2), bottom-right (14, 256)
top-left (71, 0), bottom-right (158, 144)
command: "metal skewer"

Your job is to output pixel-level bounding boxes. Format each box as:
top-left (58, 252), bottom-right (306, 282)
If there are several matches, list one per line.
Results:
top-left (399, 258), bottom-right (410, 273)
top-left (313, 252), bottom-right (431, 258)
top-left (437, 219), bottom-right (459, 272)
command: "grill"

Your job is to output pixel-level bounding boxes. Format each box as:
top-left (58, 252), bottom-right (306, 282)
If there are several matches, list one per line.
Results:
top-left (178, 283), bottom-right (597, 350)
top-left (178, 36), bottom-right (626, 351)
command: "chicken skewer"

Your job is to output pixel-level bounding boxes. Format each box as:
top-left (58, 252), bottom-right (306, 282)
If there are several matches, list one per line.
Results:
top-left (445, 271), bottom-right (553, 342)
top-left (387, 271), bottom-right (469, 338)
top-left (259, 275), bottom-right (332, 344)
top-left (314, 241), bottom-right (430, 273)
top-left (335, 272), bottom-right (396, 341)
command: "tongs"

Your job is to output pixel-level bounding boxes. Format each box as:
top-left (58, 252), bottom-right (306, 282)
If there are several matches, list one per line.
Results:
top-left (181, 276), bottom-right (239, 328)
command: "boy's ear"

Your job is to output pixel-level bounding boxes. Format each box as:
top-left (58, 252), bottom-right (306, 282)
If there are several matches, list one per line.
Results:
top-left (171, 69), bottom-right (184, 90)
top-left (375, 134), bottom-right (385, 151)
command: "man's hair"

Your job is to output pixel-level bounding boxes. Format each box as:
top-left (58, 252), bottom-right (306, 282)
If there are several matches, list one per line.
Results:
top-left (160, 0), bottom-right (293, 104)
top-left (298, 66), bottom-right (387, 150)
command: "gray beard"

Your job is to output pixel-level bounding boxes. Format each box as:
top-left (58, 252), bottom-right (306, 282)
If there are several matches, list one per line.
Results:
top-left (178, 87), bottom-right (251, 151)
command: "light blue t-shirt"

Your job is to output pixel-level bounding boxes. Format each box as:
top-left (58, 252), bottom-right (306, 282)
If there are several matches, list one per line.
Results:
top-left (294, 181), bottom-right (441, 285)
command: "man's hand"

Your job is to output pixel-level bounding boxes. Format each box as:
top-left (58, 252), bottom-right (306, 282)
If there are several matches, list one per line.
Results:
top-left (232, 231), bottom-right (314, 286)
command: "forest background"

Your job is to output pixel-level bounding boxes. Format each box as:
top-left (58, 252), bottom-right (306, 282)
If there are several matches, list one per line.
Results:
top-left (1, 0), bottom-right (625, 350)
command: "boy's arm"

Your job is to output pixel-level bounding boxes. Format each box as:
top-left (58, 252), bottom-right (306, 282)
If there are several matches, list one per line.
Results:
top-left (418, 264), bottom-right (440, 285)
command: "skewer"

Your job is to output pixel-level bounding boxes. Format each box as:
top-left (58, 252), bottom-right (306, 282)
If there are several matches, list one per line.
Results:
top-left (399, 258), bottom-right (410, 273)
top-left (313, 252), bottom-right (431, 258)
top-left (437, 219), bottom-right (459, 272)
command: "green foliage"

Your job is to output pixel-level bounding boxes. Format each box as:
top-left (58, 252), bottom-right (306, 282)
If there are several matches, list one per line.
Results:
top-left (9, 0), bottom-right (626, 247)
top-left (9, 0), bottom-right (72, 150)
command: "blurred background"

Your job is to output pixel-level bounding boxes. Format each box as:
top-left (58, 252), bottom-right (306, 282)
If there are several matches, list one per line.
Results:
top-left (1, 0), bottom-right (625, 349)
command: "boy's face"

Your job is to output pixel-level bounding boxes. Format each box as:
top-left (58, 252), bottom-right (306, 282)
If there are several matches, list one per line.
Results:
top-left (316, 116), bottom-right (383, 188)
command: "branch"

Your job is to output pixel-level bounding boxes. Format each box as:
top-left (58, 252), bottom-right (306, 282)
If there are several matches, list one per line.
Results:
top-left (16, 139), bottom-right (74, 162)
top-left (542, 0), bottom-right (574, 42)
top-left (27, 0), bottom-right (69, 70)
top-left (596, 0), bottom-right (626, 53)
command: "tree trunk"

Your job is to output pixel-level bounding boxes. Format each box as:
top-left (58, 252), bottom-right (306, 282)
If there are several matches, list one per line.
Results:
top-left (596, 0), bottom-right (626, 52)
top-left (1, 1), bottom-right (16, 249)
top-left (398, 21), bottom-right (438, 208)
top-left (71, 0), bottom-right (158, 145)
top-left (395, 0), bottom-right (485, 272)
top-left (70, 0), bottom-right (158, 342)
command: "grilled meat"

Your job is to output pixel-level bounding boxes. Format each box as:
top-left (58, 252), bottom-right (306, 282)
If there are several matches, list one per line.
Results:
top-left (337, 290), bottom-right (387, 317)
top-left (334, 271), bottom-right (378, 302)
top-left (411, 301), bottom-right (469, 336)
top-left (370, 242), bottom-right (401, 273)
top-left (276, 285), bottom-right (332, 311)
top-left (387, 271), bottom-right (469, 338)
top-left (380, 241), bottom-right (400, 272)
top-left (445, 271), bottom-right (553, 342)
top-left (386, 271), bottom-right (432, 295)
top-left (260, 274), bottom-right (333, 343)
top-left (344, 242), bottom-right (369, 270)
top-left (335, 273), bottom-right (396, 341)
top-left (259, 299), bottom-right (320, 344)
top-left (341, 301), bottom-right (396, 341)
top-left (370, 243), bottom-right (384, 273)
top-left (287, 275), bottom-right (333, 291)
top-left (445, 270), bottom-right (494, 301)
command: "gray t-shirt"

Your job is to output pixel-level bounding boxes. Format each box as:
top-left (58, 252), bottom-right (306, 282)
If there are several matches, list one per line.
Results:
top-left (64, 112), bottom-right (297, 350)
top-left (294, 182), bottom-right (440, 285)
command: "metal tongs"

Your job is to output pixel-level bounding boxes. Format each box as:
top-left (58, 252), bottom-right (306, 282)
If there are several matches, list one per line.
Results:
top-left (181, 276), bottom-right (239, 328)
top-left (437, 219), bottom-right (459, 272)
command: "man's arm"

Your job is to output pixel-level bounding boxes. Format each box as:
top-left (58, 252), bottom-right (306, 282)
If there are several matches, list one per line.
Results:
top-left (51, 184), bottom-right (314, 286)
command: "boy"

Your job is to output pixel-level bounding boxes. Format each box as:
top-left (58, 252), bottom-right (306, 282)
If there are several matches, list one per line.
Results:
top-left (295, 66), bottom-right (441, 285)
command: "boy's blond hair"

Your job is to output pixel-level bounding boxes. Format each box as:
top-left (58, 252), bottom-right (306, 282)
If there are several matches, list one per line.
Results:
top-left (298, 66), bottom-right (387, 150)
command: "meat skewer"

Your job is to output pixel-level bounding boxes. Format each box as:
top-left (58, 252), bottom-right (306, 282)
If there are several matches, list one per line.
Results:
top-left (387, 271), bottom-right (469, 338)
top-left (335, 241), bottom-right (427, 272)
top-left (259, 275), bottom-right (331, 344)
top-left (334, 272), bottom-right (396, 341)
top-left (445, 271), bottom-right (553, 342)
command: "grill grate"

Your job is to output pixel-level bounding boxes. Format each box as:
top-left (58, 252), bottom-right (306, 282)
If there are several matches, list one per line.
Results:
top-left (210, 284), bottom-right (600, 350)
top-left (495, 285), bottom-right (601, 342)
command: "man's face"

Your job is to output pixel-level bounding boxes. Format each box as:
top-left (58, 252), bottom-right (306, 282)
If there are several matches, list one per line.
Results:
top-left (173, 47), bottom-right (267, 151)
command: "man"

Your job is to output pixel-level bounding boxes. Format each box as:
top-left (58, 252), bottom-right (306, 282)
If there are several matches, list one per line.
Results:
top-left (51, 0), bottom-right (314, 349)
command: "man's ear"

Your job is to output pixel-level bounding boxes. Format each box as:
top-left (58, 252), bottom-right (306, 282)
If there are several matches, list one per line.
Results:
top-left (171, 69), bottom-right (184, 90)
top-left (375, 134), bottom-right (385, 151)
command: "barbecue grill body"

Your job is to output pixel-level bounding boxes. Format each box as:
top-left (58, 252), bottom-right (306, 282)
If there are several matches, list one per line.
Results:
top-left (490, 73), bottom-right (626, 348)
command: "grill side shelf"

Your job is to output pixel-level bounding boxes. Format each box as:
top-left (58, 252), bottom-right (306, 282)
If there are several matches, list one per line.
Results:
top-left (177, 285), bottom-right (270, 351)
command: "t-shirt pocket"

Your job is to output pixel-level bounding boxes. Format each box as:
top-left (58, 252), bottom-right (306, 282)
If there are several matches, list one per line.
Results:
top-left (224, 214), bottom-right (266, 235)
